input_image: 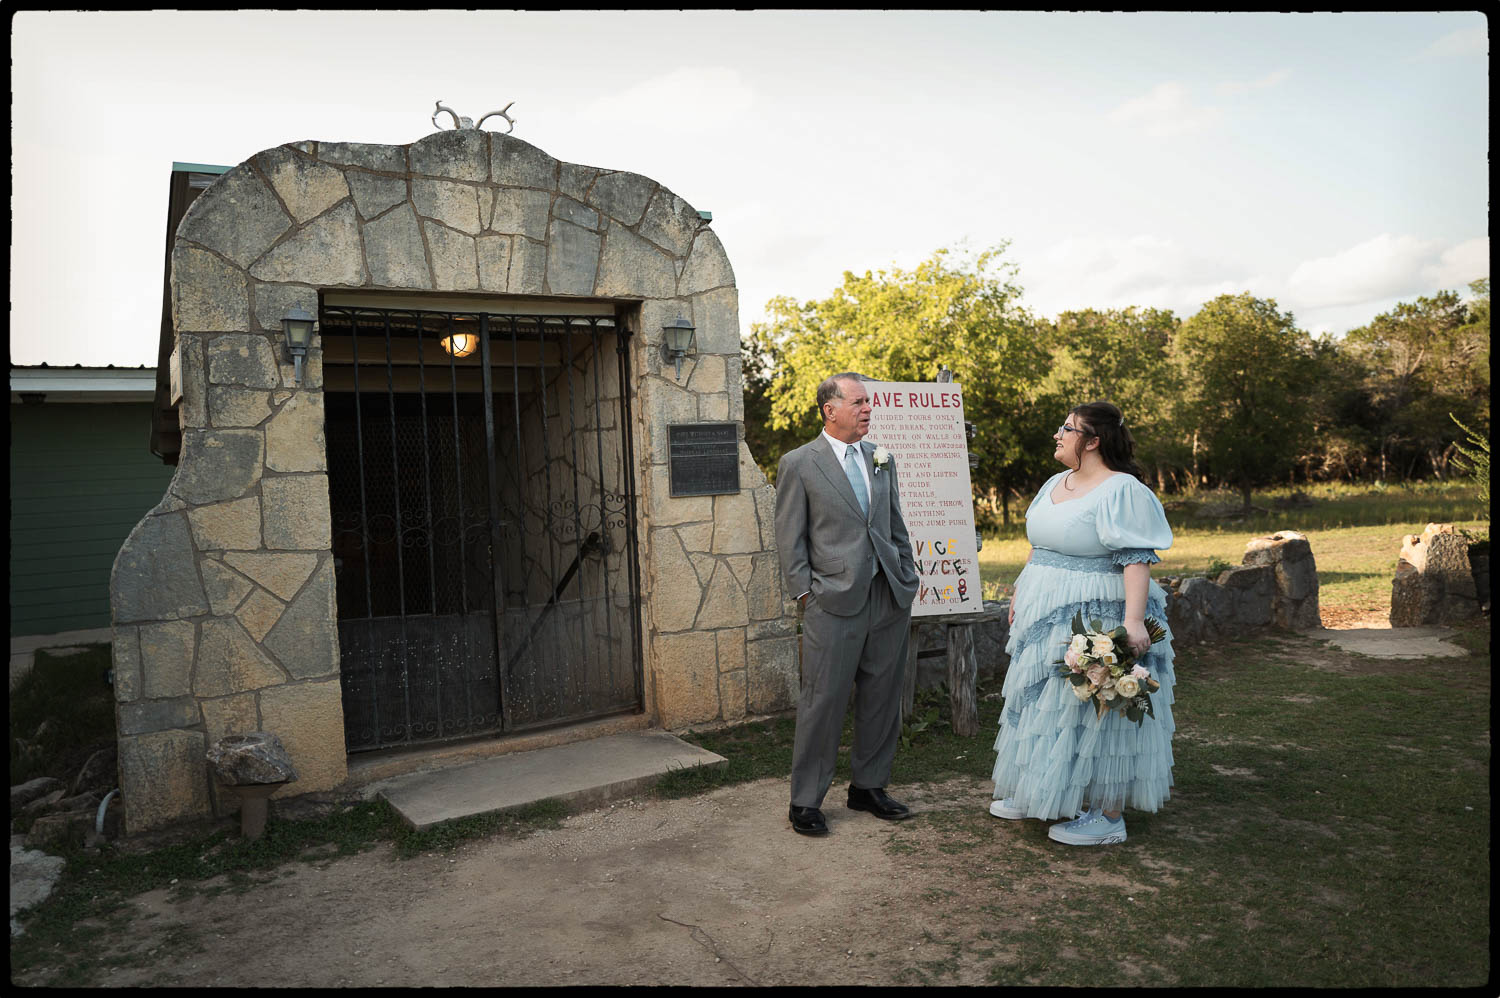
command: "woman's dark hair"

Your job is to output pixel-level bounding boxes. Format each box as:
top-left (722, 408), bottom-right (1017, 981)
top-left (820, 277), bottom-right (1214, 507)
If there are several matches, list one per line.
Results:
top-left (1070, 401), bottom-right (1147, 482)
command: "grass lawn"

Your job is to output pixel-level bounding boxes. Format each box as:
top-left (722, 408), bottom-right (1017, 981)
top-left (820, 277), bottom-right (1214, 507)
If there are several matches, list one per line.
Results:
top-left (667, 618), bottom-right (1493, 987)
top-left (10, 482), bottom-right (1489, 987)
top-left (977, 481), bottom-right (1486, 619)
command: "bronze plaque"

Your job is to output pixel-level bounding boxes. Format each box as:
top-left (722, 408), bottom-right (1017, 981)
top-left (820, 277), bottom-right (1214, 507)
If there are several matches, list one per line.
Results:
top-left (668, 422), bottom-right (740, 497)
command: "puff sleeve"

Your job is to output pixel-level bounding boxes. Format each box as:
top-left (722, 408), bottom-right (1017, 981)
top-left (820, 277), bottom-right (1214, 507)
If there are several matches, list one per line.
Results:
top-left (1096, 476), bottom-right (1173, 566)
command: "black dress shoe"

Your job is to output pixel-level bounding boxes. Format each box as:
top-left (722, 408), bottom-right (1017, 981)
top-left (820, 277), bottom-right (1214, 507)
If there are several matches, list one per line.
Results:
top-left (847, 786), bottom-right (911, 820)
top-left (788, 805), bottom-right (829, 836)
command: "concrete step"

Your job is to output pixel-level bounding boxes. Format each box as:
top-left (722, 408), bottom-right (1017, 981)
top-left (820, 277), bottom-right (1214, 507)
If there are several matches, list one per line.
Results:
top-left (375, 731), bottom-right (727, 831)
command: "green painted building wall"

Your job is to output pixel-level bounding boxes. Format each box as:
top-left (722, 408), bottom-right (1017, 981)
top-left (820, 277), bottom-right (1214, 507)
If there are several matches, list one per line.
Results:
top-left (10, 402), bottom-right (177, 637)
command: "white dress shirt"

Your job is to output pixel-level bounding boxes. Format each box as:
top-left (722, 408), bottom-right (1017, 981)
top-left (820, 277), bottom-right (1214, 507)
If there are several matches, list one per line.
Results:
top-left (796, 431), bottom-right (873, 601)
top-left (822, 429), bottom-right (871, 498)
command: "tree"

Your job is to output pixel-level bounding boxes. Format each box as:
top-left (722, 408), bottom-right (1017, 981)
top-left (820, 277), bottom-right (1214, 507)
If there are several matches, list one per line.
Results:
top-left (1038, 307), bottom-right (1186, 491)
top-left (1342, 288), bottom-right (1488, 480)
top-left (1174, 293), bottom-right (1317, 509)
top-left (743, 246), bottom-right (1053, 521)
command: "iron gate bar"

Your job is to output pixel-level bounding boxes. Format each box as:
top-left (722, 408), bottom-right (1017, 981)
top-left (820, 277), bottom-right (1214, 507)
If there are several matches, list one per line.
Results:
top-left (442, 312), bottom-right (478, 737)
top-left (381, 312), bottom-right (416, 741)
top-left (618, 326), bottom-right (646, 708)
top-left (562, 317), bottom-right (583, 711)
top-left (478, 312), bottom-right (511, 733)
top-left (349, 311), bottom-right (381, 740)
top-left (588, 319), bottom-right (618, 701)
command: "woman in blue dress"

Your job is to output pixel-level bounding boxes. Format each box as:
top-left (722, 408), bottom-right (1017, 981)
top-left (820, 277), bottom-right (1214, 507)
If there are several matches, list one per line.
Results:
top-left (988, 401), bottom-right (1175, 846)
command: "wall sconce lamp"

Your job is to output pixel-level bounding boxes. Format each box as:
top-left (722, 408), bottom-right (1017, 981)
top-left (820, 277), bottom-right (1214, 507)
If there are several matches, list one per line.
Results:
top-left (281, 307), bottom-right (316, 386)
top-left (660, 318), bottom-right (696, 382)
top-left (441, 332), bottom-right (479, 358)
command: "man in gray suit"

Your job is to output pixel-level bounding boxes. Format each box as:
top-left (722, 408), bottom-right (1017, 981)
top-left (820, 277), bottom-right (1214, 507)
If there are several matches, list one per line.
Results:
top-left (774, 372), bottom-right (920, 836)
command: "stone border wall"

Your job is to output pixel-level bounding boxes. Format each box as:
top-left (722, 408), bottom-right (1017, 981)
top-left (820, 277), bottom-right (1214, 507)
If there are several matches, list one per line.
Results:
top-left (1163, 530), bottom-right (1321, 646)
top-left (110, 129), bottom-right (798, 834)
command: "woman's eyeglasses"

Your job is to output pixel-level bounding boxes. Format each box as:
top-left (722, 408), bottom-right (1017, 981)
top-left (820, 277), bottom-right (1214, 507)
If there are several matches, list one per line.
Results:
top-left (1056, 423), bottom-right (1094, 437)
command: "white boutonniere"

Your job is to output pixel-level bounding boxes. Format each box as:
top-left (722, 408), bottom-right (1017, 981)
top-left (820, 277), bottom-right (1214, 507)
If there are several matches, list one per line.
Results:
top-left (872, 446), bottom-right (891, 475)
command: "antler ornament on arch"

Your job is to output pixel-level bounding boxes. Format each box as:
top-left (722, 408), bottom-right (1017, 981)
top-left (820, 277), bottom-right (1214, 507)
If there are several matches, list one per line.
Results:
top-left (431, 100), bottom-right (516, 134)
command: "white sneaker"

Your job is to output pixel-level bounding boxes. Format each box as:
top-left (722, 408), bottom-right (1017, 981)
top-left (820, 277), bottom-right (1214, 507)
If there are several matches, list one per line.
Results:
top-left (988, 798), bottom-right (1027, 820)
top-left (1047, 809), bottom-right (1127, 845)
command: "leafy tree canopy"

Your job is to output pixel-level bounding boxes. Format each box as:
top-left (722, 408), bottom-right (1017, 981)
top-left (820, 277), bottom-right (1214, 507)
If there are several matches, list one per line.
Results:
top-left (745, 246), bottom-right (1053, 495)
top-left (1175, 293), bottom-right (1317, 507)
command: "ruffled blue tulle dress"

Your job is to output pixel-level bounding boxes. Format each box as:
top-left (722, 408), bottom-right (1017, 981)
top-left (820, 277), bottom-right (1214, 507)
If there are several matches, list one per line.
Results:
top-left (990, 471), bottom-right (1176, 820)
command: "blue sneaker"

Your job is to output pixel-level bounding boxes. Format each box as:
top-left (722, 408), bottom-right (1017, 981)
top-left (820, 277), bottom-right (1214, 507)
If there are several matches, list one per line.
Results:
top-left (988, 798), bottom-right (1027, 820)
top-left (1047, 808), bottom-right (1127, 845)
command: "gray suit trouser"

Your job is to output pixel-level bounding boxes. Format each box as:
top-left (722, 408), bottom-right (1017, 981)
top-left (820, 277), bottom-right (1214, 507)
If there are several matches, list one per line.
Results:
top-left (790, 571), bottom-right (912, 808)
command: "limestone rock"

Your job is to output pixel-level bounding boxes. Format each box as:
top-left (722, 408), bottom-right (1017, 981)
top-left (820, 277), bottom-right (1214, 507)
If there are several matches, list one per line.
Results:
top-left (424, 221), bottom-right (479, 290)
top-left (679, 228), bottom-right (735, 296)
top-left (586, 171), bottom-right (654, 226)
top-left (249, 202), bottom-right (364, 286)
top-left (120, 729), bottom-right (213, 831)
top-left (1391, 524), bottom-right (1478, 626)
top-left (171, 429), bottom-right (264, 505)
top-left (491, 188), bottom-right (552, 240)
top-left (596, 222), bottom-right (677, 299)
top-left (173, 246), bottom-right (251, 332)
top-left (258, 147), bottom-right (351, 223)
top-left (10, 776), bottom-right (65, 811)
top-left (261, 475), bottom-right (332, 550)
top-left (10, 841), bottom-right (68, 934)
top-left (412, 178), bottom-right (482, 234)
top-left (363, 201), bottom-right (432, 288)
top-left (24, 809), bottom-right (98, 851)
top-left (546, 219), bottom-right (601, 295)
top-left (19, 790), bottom-right (67, 823)
top-left (176, 166), bottom-right (292, 270)
top-left (745, 636), bottom-right (799, 715)
top-left (111, 513), bottom-right (210, 623)
top-left (409, 128), bottom-right (489, 183)
top-left (206, 732), bottom-right (298, 786)
top-left (1243, 530), bottom-right (1321, 630)
top-left (318, 141), bottom-right (408, 174)
top-left (347, 171), bottom-right (410, 220)
top-left (491, 134), bottom-right (559, 189)
top-left (1390, 559), bottom-right (1443, 627)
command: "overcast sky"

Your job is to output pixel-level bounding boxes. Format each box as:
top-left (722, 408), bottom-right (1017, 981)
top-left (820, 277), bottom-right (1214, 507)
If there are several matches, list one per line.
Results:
top-left (10, 10), bottom-right (1489, 368)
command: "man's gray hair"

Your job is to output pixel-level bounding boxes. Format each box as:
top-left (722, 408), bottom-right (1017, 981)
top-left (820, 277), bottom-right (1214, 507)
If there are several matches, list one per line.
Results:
top-left (816, 372), bottom-right (866, 421)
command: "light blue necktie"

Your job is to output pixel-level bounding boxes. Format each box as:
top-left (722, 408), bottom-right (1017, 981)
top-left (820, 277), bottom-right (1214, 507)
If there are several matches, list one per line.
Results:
top-left (843, 444), bottom-right (869, 517)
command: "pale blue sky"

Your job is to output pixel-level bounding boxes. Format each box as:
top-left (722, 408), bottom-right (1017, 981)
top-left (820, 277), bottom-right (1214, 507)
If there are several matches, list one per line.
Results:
top-left (10, 10), bottom-right (1488, 367)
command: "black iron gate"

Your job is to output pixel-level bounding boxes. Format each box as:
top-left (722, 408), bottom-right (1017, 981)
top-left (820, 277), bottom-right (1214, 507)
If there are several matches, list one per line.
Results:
top-left (322, 304), bottom-right (643, 752)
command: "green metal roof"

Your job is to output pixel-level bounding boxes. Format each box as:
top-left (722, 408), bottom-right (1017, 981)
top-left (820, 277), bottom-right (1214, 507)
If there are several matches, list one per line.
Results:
top-left (171, 162), bottom-right (230, 174)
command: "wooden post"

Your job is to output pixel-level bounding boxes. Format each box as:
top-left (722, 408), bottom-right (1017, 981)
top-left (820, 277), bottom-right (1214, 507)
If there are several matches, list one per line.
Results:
top-left (946, 622), bottom-right (979, 737)
top-left (901, 621), bottom-right (918, 721)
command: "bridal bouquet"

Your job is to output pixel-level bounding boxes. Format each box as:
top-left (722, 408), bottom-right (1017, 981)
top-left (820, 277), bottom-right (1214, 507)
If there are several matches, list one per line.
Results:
top-left (1055, 612), bottom-right (1168, 725)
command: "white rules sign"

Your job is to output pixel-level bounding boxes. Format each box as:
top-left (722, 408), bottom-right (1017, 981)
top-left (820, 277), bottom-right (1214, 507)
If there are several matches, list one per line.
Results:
top-left (865, 381), bottom-right (979, 617)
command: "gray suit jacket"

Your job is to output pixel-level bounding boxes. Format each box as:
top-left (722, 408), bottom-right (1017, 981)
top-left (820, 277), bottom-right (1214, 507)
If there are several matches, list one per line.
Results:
top-left (774, 436), bottom-right (919, 617)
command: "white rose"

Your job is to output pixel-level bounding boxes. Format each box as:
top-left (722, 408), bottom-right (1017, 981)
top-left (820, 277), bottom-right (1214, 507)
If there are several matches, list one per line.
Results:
top-left (1115, 675), bottom-right (1141, 698)
top-left (1071, 682), bottom-right (1095, 701)
top-left (1090, 635), bottom-right (1115, 657)
top-left (1069, 634), bottom-right (1090, 655)
top-left (1100, 650), bottom-right (1118, 667)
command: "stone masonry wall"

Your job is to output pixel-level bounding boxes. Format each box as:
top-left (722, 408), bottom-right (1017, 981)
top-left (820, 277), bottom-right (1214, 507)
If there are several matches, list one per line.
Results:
top-left (111, 128), bottom-right (797, 833)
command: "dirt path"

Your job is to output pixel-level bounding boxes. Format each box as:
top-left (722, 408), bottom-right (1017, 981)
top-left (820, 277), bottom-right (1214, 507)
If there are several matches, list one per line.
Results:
top-left (26, 775), bottom-right (1097, 987)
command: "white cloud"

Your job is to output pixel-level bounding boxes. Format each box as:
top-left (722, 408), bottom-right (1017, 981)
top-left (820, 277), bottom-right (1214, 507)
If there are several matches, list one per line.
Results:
top-left (1284, 233), bottom-right (1471, 310)
top-left (1420, 237), bottom-right (1490, 291)
top-left (1217, 68), bottom-right (1292, 95)
top-left (1023, 234), bottom-right (1254, 319)
top-left (1414, 24), bottom-right (1487, 61)
top-left (1108, 82), bottom-right (1222, 138)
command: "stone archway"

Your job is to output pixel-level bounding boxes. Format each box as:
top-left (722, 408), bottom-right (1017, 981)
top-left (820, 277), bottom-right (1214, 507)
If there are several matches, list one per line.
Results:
top-left (110, 128), bottom-right (798, 833)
